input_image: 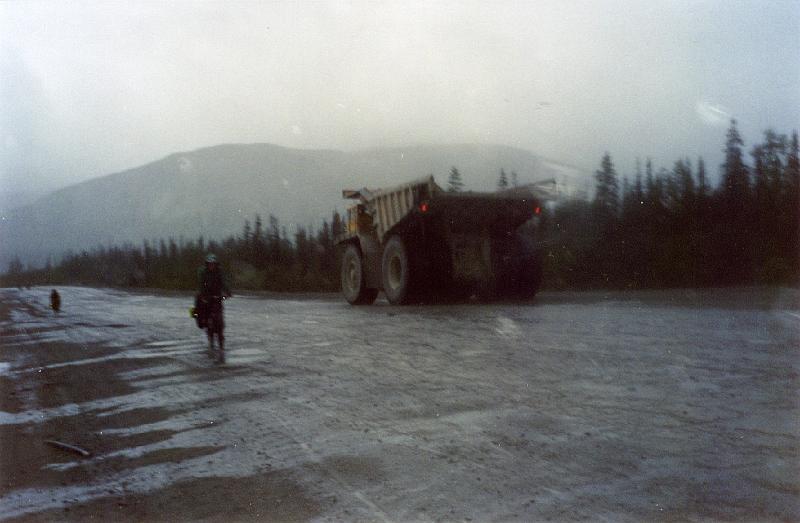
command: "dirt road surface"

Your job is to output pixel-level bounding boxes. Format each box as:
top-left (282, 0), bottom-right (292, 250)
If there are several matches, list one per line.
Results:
top-left (1, 286), bottom-right (798, 522)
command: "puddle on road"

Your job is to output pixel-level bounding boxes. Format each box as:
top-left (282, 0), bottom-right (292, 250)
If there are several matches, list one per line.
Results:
top-left (226, 347), bottom-right (264, 357)
top-left (9, 352), bottom-right (183, 377)
top-left (98, 416), bottom-right (219, 438)
top-left (145, 339), bottom-right (194, 348)
top-left (3, 469), bottom-right (321, 522)
top-left (0, 403), bottom-right (82, 425)
top-left (9, 309), bottom-right (45, 324)
top-left (117, 363), bottom-right (187, 380)
top-left (45, 444), bottom-right (225, 473)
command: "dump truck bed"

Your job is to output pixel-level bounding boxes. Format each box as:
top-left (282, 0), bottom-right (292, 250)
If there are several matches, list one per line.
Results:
top-left (341, 176), bottom-right (439, 242)
top-left (339, 176), bottom-right (540, 244)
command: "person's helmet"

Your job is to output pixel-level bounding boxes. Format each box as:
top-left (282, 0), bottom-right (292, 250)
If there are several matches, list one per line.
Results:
top-left (205, 253), bottom-right (218, 264)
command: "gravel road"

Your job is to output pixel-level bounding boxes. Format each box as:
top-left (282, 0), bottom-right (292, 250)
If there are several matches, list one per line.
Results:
top-left (1, 286), bottom-right (798, 521)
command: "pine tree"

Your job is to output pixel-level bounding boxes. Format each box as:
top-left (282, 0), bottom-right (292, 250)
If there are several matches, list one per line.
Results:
top-left (254, 215), bottom-right (263, 244)
top-left (621, 175), bottom-right (635, 217)
top-left (717, 119), bottom-right (753, 283)
top-left (316, 219), bottom-right (334, 277)
top-left (696, 157), bottom-right (708, 199)
top-left (332, 211), bottom-right (344, 238)
top-left (253, 214), bottom-right (266, 263)
top-left (673, 158), bottom-right (695, 215)
top-left (497, 168), bottom-right (509, 190)
top-left (751, 144), bottom-right (768, 205)
top-left (754, 130), bottom-right (796, 281)
top-left (787, 131), bottom-right (799, 193)
top-left (762, 130), bottom-right (786, 194)
top-left (593, 152), bottom-right (619, 221)
top-left (591, 153), bottom-right (620, 284)
top-left (784, 131), bottom-right (800, 277)
top-left (721, 119), bottom-right (750, 206)
top-left (447, 166), bottom-right (464, 192)
top-left (634, 158), bottom-right (644, 205)
top-left (644, 158), bottom-right (656, 206)
top-left (268, 214), bottom-right (281, 264)
top-left (665, 166), bottom-right (681, 212)
top-left (511, 171), bottom-right (519, 187)
top-left (694, 157), bottom-right (712, 285)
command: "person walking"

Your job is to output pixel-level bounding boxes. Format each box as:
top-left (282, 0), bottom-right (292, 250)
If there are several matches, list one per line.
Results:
top-left (196, 254), bottom-right (231, 363)
top-left (50, 289), bottom-right (61, 313)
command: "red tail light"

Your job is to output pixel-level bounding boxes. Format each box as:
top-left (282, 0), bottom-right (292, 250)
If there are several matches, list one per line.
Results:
top-left (419, 202), bottom-right (429, 213)
top-left (534, 206), bottom-right (541, 215)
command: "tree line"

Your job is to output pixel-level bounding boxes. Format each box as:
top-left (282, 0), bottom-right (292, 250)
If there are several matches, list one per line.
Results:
top-left (3, 119), bottom-right (798, 292)
top-left (3, 213), bottom-right (346, 292)
top-left (540, 120), bottom-right (798, 289)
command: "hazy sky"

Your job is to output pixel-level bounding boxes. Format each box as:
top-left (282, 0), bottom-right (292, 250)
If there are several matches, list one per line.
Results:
top-left (1, 0), bottom-right (798, 193)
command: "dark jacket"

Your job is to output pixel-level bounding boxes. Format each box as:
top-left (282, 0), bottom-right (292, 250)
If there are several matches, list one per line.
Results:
top-left (198, 266), bottom-right (231, 297)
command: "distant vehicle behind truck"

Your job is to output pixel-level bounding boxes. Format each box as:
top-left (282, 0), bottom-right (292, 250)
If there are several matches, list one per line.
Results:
top-left (336, 176), bottom-right (544, 305)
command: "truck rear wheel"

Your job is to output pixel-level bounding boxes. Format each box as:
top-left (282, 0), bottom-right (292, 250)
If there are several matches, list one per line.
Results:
top-left (516, 256), bottom-right (543, 299)
top-left (382, 235), bottom-right (413, 305)
top-left (341, 244), bottom-right (378, 305)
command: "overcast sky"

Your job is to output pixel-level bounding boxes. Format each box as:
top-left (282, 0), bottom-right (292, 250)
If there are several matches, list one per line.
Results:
top-left (1, 0), bottom-right (798, 193)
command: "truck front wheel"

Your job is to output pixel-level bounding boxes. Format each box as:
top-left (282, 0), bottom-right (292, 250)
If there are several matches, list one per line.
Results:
top-left (382, 235), bottom-right (413, 305)
top-left (341, 244), bottom-right (378, 305)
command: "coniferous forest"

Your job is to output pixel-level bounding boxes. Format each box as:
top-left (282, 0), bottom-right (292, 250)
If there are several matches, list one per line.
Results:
top-left (3, 213), bottom-right (345, 292)
top-left (3, 121), bottom-right (798, 292)
top-left (542, 122), bottom-right (799, 289)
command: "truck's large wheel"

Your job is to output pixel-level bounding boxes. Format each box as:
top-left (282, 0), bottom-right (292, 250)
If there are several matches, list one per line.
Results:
top-left (516, 256), bottom-right (543, 299)
top-left (341, 244), bottom-right (378, 305)
top-left (382, 235), bottom-right (413, 305)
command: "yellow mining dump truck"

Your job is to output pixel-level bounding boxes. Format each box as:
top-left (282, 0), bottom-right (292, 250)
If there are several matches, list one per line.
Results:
top-left (336, 176), bottom-right (544, 305)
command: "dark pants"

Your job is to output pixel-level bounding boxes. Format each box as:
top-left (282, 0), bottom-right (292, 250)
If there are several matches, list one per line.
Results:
top-left (199, 295), bottom-right (225, 359)
top-left (205, 298), bottom-right (225, 334)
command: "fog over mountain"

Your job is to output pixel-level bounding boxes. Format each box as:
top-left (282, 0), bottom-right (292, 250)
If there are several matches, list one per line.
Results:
top-left (2, 2), bottom-right (798, 198)
top-left (0, 143), bottom-right (586, 267)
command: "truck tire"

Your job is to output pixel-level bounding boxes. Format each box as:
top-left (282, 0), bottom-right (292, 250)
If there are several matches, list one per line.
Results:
top-left (341, 244), bottom-right (378, 305)
top-left (382, 235), bottom-right (413, 305)
top-left (516, 256), bottom-right (543, 299)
